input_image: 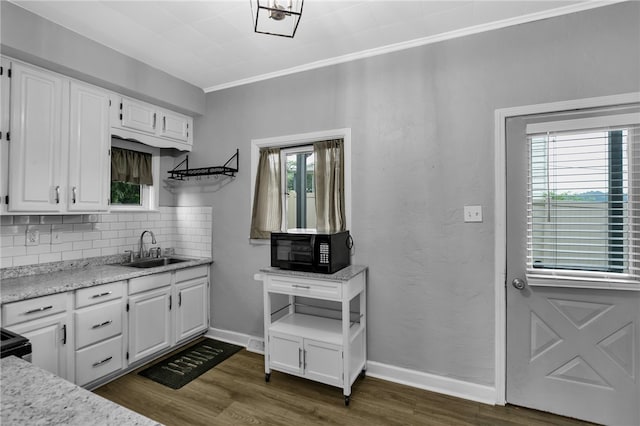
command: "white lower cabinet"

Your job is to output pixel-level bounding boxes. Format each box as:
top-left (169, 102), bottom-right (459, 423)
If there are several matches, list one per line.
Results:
top-left (73, 281), bottom-right (125, 387)
top-left (76, 335), bottom-right (123, 386)
top-left (2, 292), bottom-right (72, 381)
top-left (174, 266), bottom-right (208, 344)
top-left (127, 286), bottom-right (172, 364)
top-left (260, 267), bottom-right (367, 405)
top-left (0, 264), bottom-right (210, 388)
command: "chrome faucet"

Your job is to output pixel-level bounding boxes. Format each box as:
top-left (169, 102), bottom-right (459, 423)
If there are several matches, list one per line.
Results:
top-left (139, 230), bottom-right (157, 259)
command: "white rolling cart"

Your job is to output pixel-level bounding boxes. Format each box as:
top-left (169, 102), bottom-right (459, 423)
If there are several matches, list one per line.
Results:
top-left (257, 265), bottom-right (367, 406)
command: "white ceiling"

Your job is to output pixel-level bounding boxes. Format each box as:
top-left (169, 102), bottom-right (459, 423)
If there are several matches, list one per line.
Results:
top-left (11, 1), bottom-right (612, 92)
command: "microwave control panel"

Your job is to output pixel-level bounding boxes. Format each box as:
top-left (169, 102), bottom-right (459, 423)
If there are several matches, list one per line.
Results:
top-left (319, 242), bottom-right (329, 264)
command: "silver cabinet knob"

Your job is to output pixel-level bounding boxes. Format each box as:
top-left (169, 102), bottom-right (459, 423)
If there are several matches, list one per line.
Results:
top-left (512, 278), bottom-right (526, 290)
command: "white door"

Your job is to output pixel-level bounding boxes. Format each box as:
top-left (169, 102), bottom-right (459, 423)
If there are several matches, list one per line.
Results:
top-left (8, 313), bottom-right (68, 379)
top-left (175, 278), bottom-right (208, 343)
top-left (68, 81), bottom-right (110, 211)
top-left (303, 339), bottom-right (342, 387)
top-left (269, 331), bottom-right (303, 375)
top-left (128, 288), bottom-right (171, 364)
top-left (9, 62), bottom-right (66, 212)
top-left (506, 110), bottom-right (640, 425)
top-left (120, 98), bottom-right (157, 135)
top-left (158, 110), bottom-right (189, 142)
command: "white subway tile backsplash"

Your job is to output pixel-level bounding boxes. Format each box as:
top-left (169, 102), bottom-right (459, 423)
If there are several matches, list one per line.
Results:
top-left (0, 206), bottom-right (213, 268)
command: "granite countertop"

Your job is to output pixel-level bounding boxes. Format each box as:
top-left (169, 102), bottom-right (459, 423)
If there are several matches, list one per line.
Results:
top-left (258, 265), bottom-right (367, 282)
top-left (1, 356), bottom-right (161, 426)
top-left (0, 256), bottom-right (212, 305)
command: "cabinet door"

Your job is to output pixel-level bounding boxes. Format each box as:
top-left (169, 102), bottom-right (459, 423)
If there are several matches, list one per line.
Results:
top-left (9, 62), bottom-right (66, 212)
top-left (120, 98), bottom-right (157, 134)
top-left (0, 57), bottom-right (10, 214)
top-left (6, 312), bottom-right (68, 380)
top-left (269, 331), bottom-right (303, 375)
top-left (175, 278), bottom-right (208, 343)
top-left (159, 110), bottom-right (189, 142)
top-left (68, 81), bottom-right (110, 211)
top-left (303, 339), bottom-right (343, 387)
top-left (128, 287), bottom-right (171, 364)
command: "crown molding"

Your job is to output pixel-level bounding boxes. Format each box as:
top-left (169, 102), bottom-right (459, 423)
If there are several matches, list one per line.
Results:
top-left (204, 1), bottom-right (626, 93)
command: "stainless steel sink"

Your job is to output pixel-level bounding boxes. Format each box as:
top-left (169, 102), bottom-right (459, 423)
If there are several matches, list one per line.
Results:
top-left (122, 257), bottom-right (190, 268)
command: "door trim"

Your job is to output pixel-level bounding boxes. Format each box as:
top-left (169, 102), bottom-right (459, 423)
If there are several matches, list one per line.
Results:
top-left (493, 92), bottom-right (640, 405)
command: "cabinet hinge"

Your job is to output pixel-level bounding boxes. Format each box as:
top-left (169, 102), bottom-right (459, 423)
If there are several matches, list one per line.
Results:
top-left (109, 99), bottom-right (111, 107)
top-left (6, 132), bottom-right (9, 141)
top-left (126, 351), bottom-right (129, 360)
top-left (7, 68), bottom-right (11, 78)
top-left (120, 102), bottom-right (123, 110)
top-left (0, 66), bottom-right (3, 76)
top-left (126, 303), bottom-right (129, 312)
top-left (108, 149), bottom-right (110, 156)
top-left (0, 131), bottom-right (2, 140)
top-left (4, 195), bottom-right (8, 205)
top-left (108, 198), bottom-right (111, 205)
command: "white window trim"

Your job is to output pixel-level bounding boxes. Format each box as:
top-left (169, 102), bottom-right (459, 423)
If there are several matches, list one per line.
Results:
top-left (250, 128), bottom-right (352, 244)
top-left (110, 138), bottom-right (160, 212)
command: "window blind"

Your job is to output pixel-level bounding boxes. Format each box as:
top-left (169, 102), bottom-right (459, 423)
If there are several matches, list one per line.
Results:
top-left (526, 113), bottom-right (640, 283)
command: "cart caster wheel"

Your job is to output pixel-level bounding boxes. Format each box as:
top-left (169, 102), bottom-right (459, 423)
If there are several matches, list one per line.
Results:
top-left (265, 373), bottom-right (271, 383)
top-left (359, 369), bottom-right (366, 379)
top-left (344, 395), bottom-right (350, 406)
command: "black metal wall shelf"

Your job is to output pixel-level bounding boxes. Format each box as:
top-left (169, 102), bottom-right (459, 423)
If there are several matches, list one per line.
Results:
top-left (167, 149), bottom-right (239, 180)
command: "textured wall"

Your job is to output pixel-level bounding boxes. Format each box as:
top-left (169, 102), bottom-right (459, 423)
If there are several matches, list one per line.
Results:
top-left (178, 2), bottom-right (640, 387)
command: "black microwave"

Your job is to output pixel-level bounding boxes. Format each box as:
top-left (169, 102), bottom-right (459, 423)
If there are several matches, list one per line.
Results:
top-left (271, 231), bottom-right (352, 274)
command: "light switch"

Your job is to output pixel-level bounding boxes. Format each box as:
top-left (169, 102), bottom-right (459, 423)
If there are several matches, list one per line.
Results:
top-left (464, 205), bottom-right (483, 223)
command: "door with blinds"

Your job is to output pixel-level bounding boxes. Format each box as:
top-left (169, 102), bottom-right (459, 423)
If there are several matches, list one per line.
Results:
top-left (505, 106), bottom-right (640, 425)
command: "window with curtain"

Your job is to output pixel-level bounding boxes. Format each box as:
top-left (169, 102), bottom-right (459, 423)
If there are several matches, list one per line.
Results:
top-left (111, 147), bottom-right (153, 206)
top-left (527, 111), bottom-right (640, 283)
top-left (250, 139), bottom-right (345, 238)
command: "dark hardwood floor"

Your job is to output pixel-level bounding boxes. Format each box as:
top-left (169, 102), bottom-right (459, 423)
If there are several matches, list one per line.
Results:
top-left (94, 338), bottom-right (592, 426)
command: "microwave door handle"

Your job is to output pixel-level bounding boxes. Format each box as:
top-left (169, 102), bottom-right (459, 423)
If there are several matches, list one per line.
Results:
top-left (310, 235), bottom-right (316, 264)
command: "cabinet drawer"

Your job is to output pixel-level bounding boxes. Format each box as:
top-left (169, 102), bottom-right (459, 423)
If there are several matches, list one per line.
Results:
top-left (175, 265), bottom-right (208, 283)
top-left (75, 281), bottom-right (124, 308)
top-left (75, 335), bottom-right (123, 387)
top-left (2, 293), bottom-right (68, 326)
top-left (129, 272), bottom-right (172, 295)
top-left (74, 300), bottom-right (123, 349)
top-left (268, 277), bottom-right (342, 300)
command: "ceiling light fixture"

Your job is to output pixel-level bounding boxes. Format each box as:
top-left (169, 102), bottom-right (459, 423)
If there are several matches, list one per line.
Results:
top-left (251, 0), bottom-right (304, 38)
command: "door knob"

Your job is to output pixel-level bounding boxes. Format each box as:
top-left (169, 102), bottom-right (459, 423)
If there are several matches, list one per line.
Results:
top-left (512, 278), bottom-right (526, 290)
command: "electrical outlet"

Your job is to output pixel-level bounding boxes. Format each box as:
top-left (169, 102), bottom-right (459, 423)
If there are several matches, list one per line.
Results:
top-left (26, 228), bottom-right (40, 246)
top-left (464, 205), bottom-right (483, 223)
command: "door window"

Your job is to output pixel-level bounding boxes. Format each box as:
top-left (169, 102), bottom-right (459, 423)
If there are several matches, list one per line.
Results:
top-left (527, 113), bottom-right (640, 284)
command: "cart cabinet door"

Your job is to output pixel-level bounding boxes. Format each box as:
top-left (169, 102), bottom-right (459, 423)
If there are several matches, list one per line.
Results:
top-left (269, 332), bottom-right (303, 375)
top-left (304, 339), bottom-right (343, 387)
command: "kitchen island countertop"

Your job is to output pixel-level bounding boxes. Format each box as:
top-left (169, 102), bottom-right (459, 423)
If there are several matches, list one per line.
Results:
top-left (1, 356), bottom-right (161, 426)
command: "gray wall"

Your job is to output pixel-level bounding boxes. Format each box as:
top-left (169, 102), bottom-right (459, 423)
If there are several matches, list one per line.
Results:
top-left (0, 1), bottom-right (205, 115)
top-left (179, 2), bottom-right (640, 386)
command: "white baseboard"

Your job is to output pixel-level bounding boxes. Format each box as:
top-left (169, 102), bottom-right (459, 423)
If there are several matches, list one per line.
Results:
top-left (206, 327), bottom-right (264, 354)
top-left (366, 361), bottom-right (497, 405)
top-left (207, 327), bottom-right (497, 405)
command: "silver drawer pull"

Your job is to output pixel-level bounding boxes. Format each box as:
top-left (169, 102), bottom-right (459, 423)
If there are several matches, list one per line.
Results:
top-left (91, 291), bottom-right (112, 299)
top-left (292, 284), bottom-right (311, 289)
top-left (25, 305), bottom-right (53, 314)
top-left (91, 320), bottom-right (112, 329)
top-left (92, 356), bottom-right (113, 368)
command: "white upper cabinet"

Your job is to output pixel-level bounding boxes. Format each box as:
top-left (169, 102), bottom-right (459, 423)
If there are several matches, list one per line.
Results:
top-left (159, 110), bottom-right (190, 143)
top-left (121, 97), bottom-right (157, 134)
top-left (68, 81), bottom-right (110, 211)
top-left (112, 96), bottom-right (192, 150)
top-left (6, 59), bottom-right (111, 213)
top-left (9, 61), bottom-right (67, 212)
top-left (1, 57), bottom-right (11, 213)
